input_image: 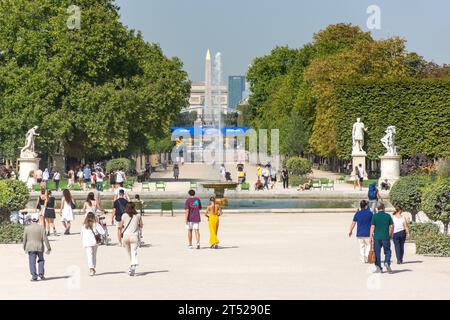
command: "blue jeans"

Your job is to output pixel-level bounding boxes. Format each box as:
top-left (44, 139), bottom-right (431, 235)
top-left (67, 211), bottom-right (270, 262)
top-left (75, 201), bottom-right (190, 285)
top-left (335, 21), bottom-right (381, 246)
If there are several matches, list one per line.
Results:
top-left (28, 251), bottom-right (45, 279)
top-left (374, 239), bottom-right (391, 269)
top-left (393, 230), bottom-right (407, 263)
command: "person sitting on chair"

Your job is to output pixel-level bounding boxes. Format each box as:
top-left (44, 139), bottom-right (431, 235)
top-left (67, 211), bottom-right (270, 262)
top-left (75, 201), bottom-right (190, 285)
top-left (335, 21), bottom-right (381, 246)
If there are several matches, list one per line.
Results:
top-left (380, 179), bottom-right (390, 191)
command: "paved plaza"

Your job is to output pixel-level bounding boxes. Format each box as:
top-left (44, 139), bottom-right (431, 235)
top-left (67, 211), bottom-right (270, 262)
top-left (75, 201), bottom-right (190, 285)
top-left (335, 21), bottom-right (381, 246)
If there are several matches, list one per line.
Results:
top-left (1, 211), bottom-right (449, 300)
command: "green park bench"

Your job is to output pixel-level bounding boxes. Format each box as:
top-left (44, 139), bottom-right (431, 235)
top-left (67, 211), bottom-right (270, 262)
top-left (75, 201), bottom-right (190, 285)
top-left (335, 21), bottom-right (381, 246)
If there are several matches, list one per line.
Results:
top-left (240, 182), bottom-right (250, 191)
top-left (155, 181), bottom-right (166, 191)
top-left (160, 201), bottom-right (174, 217)
top-left (190, 181), bottom-right (197, 190)
top-left (337, 175), bottom-right (346, 183)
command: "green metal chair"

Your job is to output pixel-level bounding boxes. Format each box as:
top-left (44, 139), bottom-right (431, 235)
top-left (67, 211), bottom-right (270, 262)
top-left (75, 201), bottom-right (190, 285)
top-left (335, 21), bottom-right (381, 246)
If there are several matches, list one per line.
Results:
top-left (160, 201), bottom-right (174, 217)
top-left (323, 180), bottom-right (335, 190)
top-left (190, 181), bottom-right (197, 190)
top-left (142, 181), bottom-right (150, 191)
top-left (240, 182), bottom-right (250, 191)
top-left (155, 181), bottom-right (166, 191)
top-left (312, 179), bottom-right (322, 190)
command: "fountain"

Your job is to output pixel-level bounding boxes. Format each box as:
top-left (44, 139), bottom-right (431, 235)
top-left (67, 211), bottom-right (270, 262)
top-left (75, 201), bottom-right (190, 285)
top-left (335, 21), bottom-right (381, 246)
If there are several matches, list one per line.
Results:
top-left (201, 51), bottom-right (238, 206)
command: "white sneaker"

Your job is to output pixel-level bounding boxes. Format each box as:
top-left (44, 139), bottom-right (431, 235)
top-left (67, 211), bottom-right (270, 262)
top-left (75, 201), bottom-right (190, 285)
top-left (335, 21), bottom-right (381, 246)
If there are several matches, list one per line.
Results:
top-left (188, 245), bottom-right (194, 249)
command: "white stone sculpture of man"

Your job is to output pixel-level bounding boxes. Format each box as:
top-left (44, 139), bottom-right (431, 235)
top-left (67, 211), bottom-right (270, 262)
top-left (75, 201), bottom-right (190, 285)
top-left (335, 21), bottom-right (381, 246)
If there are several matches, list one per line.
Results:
top-left (380, 126), bottom-right (397, 156)
top-left (352, 118), bottom-right (368, 153)
top-left (21, 126), bottom-right (39, 157)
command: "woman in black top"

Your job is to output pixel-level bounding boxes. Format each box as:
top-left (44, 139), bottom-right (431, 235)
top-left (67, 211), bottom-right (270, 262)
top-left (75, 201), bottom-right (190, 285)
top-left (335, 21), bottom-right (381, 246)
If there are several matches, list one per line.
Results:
top-left (281, 166), bottom-right (289, 189)
top-left (44, 190), bottom-right (57, 236)
top-left (35, 189), bottom-right (47, 226)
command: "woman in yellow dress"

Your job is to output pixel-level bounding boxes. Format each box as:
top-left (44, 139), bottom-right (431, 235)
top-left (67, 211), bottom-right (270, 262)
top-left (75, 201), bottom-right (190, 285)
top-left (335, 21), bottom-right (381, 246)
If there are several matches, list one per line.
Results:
top-left (205, 196), bottom-right (222, 249)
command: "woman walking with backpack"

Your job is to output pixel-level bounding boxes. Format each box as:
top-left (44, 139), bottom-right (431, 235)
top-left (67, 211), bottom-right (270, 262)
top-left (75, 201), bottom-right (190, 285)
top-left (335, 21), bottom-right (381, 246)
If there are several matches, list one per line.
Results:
top-left (81, 212), bottom-right (105, 276)
top-left (368, 182), bottom-right (382, 212)
top-left (118, 203), bottom-right (143, 276)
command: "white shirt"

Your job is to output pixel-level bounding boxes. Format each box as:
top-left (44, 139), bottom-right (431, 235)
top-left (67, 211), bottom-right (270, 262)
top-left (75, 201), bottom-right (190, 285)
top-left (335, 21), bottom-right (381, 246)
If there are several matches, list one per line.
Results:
top-left (43, 171), bottom-right (50, 181)
top-left (116, 171), bottom-right (124, 183)
top-left (96, 172), bottom-right (104, 182)
top-left (53, 172), bottom-right (61, 180)
top-left (262, 168), bottom-right (269, 177)
top-left (81, 224), bottom-right (105, 247)
top-left (393, 215), bottom-right (406, 233)
top-left (357, 166), bottom-right (364, 178)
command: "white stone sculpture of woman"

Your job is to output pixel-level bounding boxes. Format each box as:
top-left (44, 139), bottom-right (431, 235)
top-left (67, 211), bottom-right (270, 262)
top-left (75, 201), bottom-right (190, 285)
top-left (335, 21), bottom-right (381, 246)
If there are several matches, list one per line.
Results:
top-left (380, 126), bottom-right (397, 156)
top-left (20, 126), bottom-right (39, 158)
top-left (352, 118), bottom-right (368, 154)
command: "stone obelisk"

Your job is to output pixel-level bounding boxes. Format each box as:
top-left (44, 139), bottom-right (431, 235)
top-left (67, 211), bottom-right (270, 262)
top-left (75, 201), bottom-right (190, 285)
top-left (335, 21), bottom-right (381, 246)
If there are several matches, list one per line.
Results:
top-left (204, 49), bottom-right (212, 125)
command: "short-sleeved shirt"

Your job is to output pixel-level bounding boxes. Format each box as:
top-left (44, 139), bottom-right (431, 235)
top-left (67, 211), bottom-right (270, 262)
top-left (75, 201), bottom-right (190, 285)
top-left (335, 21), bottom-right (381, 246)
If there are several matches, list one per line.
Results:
top-left (185, 197), bottom-right (202, 223)
top-left (113, 198), bottom-right (128, 222)
top-left (121, 213), bottom-right (142, 236)
top-left (83, 168), bottom-right (91, 180)
top-left (353, 208), bottom-right (373, 237)
top-left (371, 211), bottom-right (393, 240)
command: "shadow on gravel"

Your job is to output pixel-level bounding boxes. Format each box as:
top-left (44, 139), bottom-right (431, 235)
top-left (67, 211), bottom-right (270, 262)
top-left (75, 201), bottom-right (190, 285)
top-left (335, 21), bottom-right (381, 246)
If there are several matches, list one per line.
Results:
top-left (402, 261), bottom-right (423, 264)
top-left (135, 270), bottom-right (169, 277)
top-left (43, 276), bottom-right (71, 281)
top-left (388, 269), bottom-right (412, 274)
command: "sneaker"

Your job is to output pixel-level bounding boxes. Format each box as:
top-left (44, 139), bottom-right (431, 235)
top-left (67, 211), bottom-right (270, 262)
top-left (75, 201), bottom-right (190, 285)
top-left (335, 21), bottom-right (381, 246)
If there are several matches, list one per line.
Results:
top-left (384, 263), bottom-right (392, 273)
top-left (129, 267), bottom-right (136, 277)
top-left (188, 245), bottom-right (194, 249)
top-left (374, 266), bottom-right (383, 273)
top-left (46, 231), bottom-right (50, 236)
top-left (31, 277), bottom-right (38, 282)
top-left (39, 274), bottom-right (45, 280)
top-left (53, 229), bottom-right (57, 236)
top-left (196, 243), bottom-right (200, 249)
top-left (64, 229), bottom-right (69, 235)
top-left (89, 270), bottom-right (95, 276)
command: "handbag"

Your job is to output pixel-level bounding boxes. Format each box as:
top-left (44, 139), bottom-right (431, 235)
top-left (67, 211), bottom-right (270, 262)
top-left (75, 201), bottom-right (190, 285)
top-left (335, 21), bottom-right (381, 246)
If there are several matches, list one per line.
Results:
top-left (368, 245), bottom-right (376, 264)
top-left (92, 228), bottom-right (102, 245)
top-left (71, 201), bottom-right (76, 210)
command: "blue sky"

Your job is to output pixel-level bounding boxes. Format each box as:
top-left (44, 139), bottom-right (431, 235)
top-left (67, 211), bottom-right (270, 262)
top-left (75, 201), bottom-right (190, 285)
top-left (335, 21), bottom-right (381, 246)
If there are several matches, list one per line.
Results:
top-left (115, 0), bottom-right (450, 81)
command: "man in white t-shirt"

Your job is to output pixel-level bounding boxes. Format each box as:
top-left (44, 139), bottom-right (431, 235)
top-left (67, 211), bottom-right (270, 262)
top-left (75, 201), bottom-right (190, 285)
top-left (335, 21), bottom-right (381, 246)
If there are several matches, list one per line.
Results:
top-left (95, 169), bottom-right (105, 191)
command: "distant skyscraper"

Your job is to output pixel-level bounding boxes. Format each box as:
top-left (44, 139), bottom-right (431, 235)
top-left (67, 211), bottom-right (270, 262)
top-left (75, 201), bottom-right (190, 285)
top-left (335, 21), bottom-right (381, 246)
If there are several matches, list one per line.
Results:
top-left (228, 76), bottom-right (246, 109)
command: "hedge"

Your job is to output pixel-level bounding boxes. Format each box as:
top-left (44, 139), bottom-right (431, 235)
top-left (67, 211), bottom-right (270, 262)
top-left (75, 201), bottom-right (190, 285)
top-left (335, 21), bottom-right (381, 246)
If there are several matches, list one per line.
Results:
top-left (336, 80), bottom-right (450, 160)
top-left (415, 233), bottom-right (450, 257)
top-left (289, 176), bottom-right (310, 187)
top-left (285, 157), bottom-right (312, 176)
top-left (106, 158), bottom-right (134, 173)
top-left (0, 223), bottom-right (24, 243)
top-left (409, 222), bottom-right (440, 241)
top-left (0, 180), bottom-right (29, 223)
top-left (421, 179), bottom-right (450, 235)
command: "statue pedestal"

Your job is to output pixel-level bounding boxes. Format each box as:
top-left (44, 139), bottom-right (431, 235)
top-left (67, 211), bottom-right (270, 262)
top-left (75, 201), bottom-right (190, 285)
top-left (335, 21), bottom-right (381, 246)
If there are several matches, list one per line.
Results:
top-left (379, 155), bottom-right (401, 187)
top-left (350, 152), bottom-right (368, 181)
top-left (18, 158), bottom-right (40, 183)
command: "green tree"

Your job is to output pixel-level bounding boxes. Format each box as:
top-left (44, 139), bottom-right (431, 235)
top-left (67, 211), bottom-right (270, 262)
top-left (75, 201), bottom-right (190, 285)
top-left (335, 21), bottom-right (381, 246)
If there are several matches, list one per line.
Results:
top-left (389, 175), bottom-right (431, 222)
top-left (0, 0), bottom-right (190, 161)
top-left (421, 179), bottom-right (450, 235)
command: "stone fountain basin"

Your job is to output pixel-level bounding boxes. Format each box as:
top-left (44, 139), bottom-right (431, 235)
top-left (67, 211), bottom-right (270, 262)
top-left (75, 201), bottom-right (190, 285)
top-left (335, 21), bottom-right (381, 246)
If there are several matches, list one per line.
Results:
top-left (201, 182), bottom-right (239, 198)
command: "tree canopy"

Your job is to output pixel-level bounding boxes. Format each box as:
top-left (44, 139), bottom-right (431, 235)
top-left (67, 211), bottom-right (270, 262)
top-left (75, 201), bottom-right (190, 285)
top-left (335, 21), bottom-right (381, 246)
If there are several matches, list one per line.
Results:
top-left (0, 0), bottom-right (190, 160)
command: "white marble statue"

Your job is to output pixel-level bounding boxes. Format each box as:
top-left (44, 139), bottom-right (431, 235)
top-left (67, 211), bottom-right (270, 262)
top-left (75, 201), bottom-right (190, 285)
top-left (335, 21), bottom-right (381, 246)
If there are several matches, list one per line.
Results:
top-left (20, 126), bottom-right (39, 158)
top-left (352, 118), bottom-right (368, 154)
top-left (380, 125), bottom-right (397, 156)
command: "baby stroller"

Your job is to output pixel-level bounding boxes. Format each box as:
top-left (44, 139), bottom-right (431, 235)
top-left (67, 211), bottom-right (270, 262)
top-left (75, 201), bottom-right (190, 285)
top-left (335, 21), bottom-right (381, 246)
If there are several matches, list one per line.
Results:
top-left (97, 213), bottom-right (110, 246)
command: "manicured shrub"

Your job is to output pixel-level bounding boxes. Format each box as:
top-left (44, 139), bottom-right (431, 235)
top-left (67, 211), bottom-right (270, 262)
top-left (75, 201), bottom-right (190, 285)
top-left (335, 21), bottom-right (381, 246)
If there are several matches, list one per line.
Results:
top-left (409, 222), bottom-right (440, 241)
top-left (289, 176), bottom-right (310, 187)
top-left (0, 223), bottom-right (25, 243)
top-left (285, 157), bottom-right (312, 176)
top-left (0, 180), bottom-right (29, 223)
top-left (389, 175), bottom-right (431, 222)
top-left (421, 179), bottom-right (450, 235)
top-left (415, 233), bottom-right (450, 257)
top-left (106, 158), bottom-right (133, 173)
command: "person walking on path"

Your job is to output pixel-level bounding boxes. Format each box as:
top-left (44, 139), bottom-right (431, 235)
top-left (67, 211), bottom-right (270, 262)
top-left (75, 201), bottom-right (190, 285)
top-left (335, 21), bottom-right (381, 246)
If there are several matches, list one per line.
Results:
top-left (95, 169), bottom-right (105, 191)
top-left (81, 212), bottom-right (105, 276)
top-left (205, 196), bottom-right (222, 249)
top-left (67, 168), bottom-right (75, 189)
top-left (115, 168), bottom-right (126, 187)
top-left (60, 189), bottom-right (75, 235)
top-left (348, 200), bottom-right (373, 263)
top-left (173, 164), bottom-right (180, 180)
top-left (368, 182), bottom-right (382, 212)
top-left (112, 189), bottom-right (129, 244)
top-left (281, 166), bottom-right (289, 189)
top-left (82, 192), bottom-right (101, 218)
top-left (52, 170), bottom-right (61, 191)
top-left (185, 189), bottom-right (202, 249)
top-left (77, 168), bottom-right (84, 189)
top-left (355, 164), bottom-right (365, 191)
top-left (118, 203), bottom-right (143, 276)
top-left (42, 168), bottom-right (50, 188)
top-left (83, 165), bottom-right (91, 191)
top-left (262, 165), bottom-right (270, 190)
top-left (256, 164), bottom-right (262, 180)
top-left (35, 168), bottom-right (43, 185)
top-left (370, 203), bottom-right (394, 273)
top-left (392, 205), bottom-right (410, 264)
top-left (35, 188), bottom-right (47, 227)
top-left (43, 190), bottom-right (57, 236)
top-left (23, 215), bottom-right (51, 281)
top-left (270, 167), bottom-right (277, 189)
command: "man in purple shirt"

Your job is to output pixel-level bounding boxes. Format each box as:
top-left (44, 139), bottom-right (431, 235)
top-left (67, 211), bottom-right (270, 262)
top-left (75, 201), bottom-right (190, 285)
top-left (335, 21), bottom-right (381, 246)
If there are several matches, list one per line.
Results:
top-left (185, 189), bottom-right (202, 249)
